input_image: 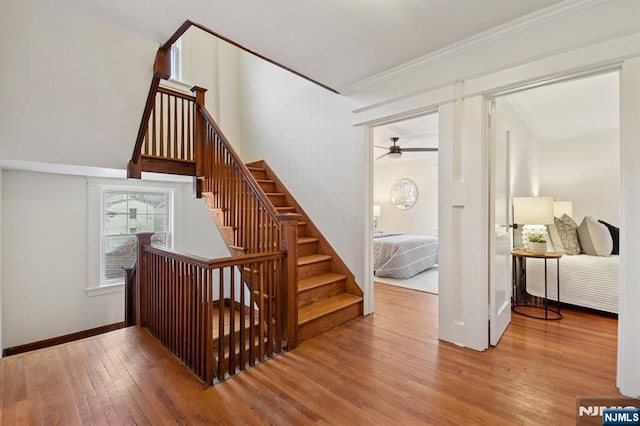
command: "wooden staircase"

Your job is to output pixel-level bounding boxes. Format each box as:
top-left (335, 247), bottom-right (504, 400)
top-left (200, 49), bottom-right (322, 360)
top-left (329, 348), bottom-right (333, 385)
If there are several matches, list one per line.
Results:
top-left (245, 161), bottom-right (363, 342)
top-left (128, 73), bottom-right (363, 355)
top-left (201, 161), bottom-right (363, 343)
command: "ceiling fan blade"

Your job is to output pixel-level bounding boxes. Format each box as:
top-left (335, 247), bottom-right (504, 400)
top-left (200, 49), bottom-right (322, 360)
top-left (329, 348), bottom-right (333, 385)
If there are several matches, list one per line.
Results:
top-left (375, 152), bottom-right (390, 160)
top-left (401, 147), bottom-right (438, 152)
top-left (374, 145), bottom-right (389, 150)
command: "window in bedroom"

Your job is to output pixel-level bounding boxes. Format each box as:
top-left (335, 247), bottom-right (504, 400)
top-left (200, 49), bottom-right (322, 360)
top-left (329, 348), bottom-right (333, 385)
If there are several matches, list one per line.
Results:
top-left (102, 190), bottom-right (171, 285)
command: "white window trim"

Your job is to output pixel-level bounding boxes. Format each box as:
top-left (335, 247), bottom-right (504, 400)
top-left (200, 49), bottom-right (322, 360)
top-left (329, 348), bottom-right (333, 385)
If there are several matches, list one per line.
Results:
top-left (169, 38), bottom-right (186, 85)
top-left (86, 178), bottom-right (184, 297)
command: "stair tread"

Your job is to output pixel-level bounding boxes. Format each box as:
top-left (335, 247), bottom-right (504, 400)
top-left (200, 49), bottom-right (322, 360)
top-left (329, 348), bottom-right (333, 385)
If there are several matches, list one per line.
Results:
top-left (265, 192), bottom-right (285, 196)
top-left (298, 293), bottom-right (362, 325)
top-left (298, 254), bottom-right (332, 266)
top-left (211, 306), bottom-right (259, 339)
top-left (297, 237), bottom-right (319, 245)
top-left (298, 272), bottom-right (347, 292)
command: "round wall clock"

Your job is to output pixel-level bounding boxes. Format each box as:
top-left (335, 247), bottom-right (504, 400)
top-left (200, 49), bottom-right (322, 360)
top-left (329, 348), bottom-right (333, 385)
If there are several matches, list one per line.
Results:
top-left (390, 178), bottom-right (418, 210)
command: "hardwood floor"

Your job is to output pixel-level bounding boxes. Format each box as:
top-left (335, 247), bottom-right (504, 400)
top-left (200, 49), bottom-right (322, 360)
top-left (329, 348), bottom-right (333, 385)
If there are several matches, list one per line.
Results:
top-left (0, 283), bottom-right (621, 425)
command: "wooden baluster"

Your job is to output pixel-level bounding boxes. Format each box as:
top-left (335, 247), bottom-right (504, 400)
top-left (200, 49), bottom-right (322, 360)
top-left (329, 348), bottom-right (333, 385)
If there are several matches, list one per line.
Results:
top-left (258, 262), bottom-right (265, 362)
top-left (278, 214), bottom-right (299, 350)
top-left (229, 266), bottom-right (236, 376)
top-left (173, 95), bottom-right (178, 159)
top-left (205, 269), bottom-right (214, 384)
top-left (248, 263), bottom-right (256, 366)
top-left (238, 261), bottom-right (245, 371)
top-left (217, 268), bottom-right (225, 381)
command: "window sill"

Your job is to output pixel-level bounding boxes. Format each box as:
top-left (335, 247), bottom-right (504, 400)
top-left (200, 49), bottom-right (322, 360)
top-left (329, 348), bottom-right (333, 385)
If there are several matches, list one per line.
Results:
top-left (85, 283), bottom-right (124, 297)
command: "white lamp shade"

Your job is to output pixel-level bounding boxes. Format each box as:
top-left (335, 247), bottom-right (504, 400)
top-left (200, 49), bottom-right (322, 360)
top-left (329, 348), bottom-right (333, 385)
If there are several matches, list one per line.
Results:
top-left (553, 201), bottom-right (573, 219)
top-left (373, 204), bottom-right (381, 217)
top-left (513, 196), bottom-right (554, 225)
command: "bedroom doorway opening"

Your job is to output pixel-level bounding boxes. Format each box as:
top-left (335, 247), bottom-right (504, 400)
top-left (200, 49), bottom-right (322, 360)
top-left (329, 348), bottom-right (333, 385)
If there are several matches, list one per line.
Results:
top-left (490, 69), bottom-right (621, 335)
top-left (371, 112), bottom-right (440, 304)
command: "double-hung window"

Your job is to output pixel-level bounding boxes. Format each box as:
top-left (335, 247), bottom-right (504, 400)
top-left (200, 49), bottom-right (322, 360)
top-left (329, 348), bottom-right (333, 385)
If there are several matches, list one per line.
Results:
top-left (102, 190), bottom-right (171, 285)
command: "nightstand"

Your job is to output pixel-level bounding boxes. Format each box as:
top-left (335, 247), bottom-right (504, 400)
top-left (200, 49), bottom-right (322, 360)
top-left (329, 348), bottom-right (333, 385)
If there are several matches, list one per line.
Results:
top-left (511, 249), bottom-right (563, 320)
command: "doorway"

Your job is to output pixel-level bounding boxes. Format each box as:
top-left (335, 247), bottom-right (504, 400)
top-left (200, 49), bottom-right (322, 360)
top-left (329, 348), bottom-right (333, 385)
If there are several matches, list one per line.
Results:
top-left (370, 113), bottom-right (440, 305)
top-left (488, 70), bottom-right (621, 344)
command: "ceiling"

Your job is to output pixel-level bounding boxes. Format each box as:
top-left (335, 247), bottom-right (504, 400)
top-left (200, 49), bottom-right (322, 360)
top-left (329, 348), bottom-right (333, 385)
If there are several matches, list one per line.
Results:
top-left (56, 0), bottom-right (566, 92)
top-left (505, 71), bottom-right (620, 142)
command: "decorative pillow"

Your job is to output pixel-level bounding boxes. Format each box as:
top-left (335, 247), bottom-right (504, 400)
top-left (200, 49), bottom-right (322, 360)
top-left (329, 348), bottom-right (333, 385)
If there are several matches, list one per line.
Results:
top-left (554, 214), bottom-right (581, 255)
top-left (578, 216), bottom-right (613, 256)
top-left (598, 220), bottom-right (620, 255)
top-left (547, 222), bottom-right (565, 254)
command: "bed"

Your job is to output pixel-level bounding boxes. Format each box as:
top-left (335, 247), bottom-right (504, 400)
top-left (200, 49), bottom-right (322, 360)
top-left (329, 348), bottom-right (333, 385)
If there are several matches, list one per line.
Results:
top-left (373, 233), bottom-right (438, 279)
top-left (525, 254), bottom-right (619, 314)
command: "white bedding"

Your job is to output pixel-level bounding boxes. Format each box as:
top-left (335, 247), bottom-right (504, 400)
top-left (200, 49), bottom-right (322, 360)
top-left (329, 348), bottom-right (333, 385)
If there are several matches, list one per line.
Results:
top-left (373, 234), bottom-right (438, 279)
top-left (525, 254), bottom-right (619, 313)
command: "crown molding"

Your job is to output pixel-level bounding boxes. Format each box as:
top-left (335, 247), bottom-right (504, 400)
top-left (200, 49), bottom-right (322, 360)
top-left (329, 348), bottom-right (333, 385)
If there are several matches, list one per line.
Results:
top-left (341, 0), bottom-right (612, 95)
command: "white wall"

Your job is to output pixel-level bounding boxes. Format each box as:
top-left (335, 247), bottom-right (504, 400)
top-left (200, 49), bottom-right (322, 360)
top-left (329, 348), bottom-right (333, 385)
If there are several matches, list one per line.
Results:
top-left (180, 186), bottom-right (229, 259)
top-left (0, 168), bottom-right (3, 355)
top-left (181, 27), bottom-right (219, 116)
top-left (538, 131), bottom-right (620, 224)
top-left (239, 53), bottom-right (367, 289)
top-left (1, 170), bottom-right (223, 349)
top-left (179, 29), bottom-right (242, 156)
top-left (374, 157), bottom-right (438, 235)
top-left (0, 0), bottom-right (157, 170)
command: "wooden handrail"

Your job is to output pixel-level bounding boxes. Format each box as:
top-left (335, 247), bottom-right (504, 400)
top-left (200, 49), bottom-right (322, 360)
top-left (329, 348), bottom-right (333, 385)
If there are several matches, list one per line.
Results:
top-left (143, 245), bottom-right (285, 269)
top-left (196, 105), bottom-right (281, 221)
top-left (129, 48), bottom-right (172, 177)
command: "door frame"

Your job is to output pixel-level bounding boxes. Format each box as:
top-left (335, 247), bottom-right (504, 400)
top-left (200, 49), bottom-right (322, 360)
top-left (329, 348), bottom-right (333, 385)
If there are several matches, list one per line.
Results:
top-left (362, 110), bottom-right (440, 316)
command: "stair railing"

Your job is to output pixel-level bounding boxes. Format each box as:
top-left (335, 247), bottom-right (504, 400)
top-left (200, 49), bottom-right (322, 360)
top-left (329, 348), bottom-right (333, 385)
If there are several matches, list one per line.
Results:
top-left (133, 233), bottom-right (286, 384)
top-left (128, 65), bottom-right (299, 351)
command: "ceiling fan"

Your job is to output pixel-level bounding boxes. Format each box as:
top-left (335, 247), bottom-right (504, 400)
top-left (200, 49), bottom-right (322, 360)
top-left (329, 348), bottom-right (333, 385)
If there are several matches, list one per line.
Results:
top-left (375, 137), bottom-right (438, 160)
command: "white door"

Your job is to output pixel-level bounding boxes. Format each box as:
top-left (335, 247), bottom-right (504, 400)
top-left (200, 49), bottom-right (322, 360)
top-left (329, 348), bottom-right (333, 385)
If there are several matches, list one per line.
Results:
top-left (489, 101), bottom-right (512, 345)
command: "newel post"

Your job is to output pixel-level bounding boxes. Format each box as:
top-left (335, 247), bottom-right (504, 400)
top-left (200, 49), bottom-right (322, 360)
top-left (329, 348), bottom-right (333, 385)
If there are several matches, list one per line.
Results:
top-left (135, 232), bottom-right (154, 327)
top-left (192, 86), bottom-right (208, 198)
top-left (122, 266), bottom-right (137, 327)
top-left (279, 213), bottom-right (300, 350)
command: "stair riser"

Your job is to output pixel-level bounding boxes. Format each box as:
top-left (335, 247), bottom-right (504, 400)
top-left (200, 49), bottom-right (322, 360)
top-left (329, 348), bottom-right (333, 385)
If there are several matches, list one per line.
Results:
top-left (298, 280), bottom-right (346, 308)
top-left (210, 208), bottom-right (225, 223)
top-left (298, 260), bottom-right (332, 280)
top-left (248, 169), bottom-right (267, 180)
top-left (267, 194), bottom-right (287, 207)
top-left (203, 196), bottom-right (217, 210)
top-left (297, 241), bottom-right (319, 257)
top-left (298, 302), bottom-right (362, 341)
top-left (221, 227), bottom-right (235, 244)
top-left (257, 181), bottom-right (276, 192)
top-left (296, 223), bottom-right (308, 238)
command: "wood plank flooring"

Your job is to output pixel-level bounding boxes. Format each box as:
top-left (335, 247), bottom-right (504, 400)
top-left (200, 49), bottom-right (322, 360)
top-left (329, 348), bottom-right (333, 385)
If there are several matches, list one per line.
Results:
top-left (0, 283), bottom-right (622, 425)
